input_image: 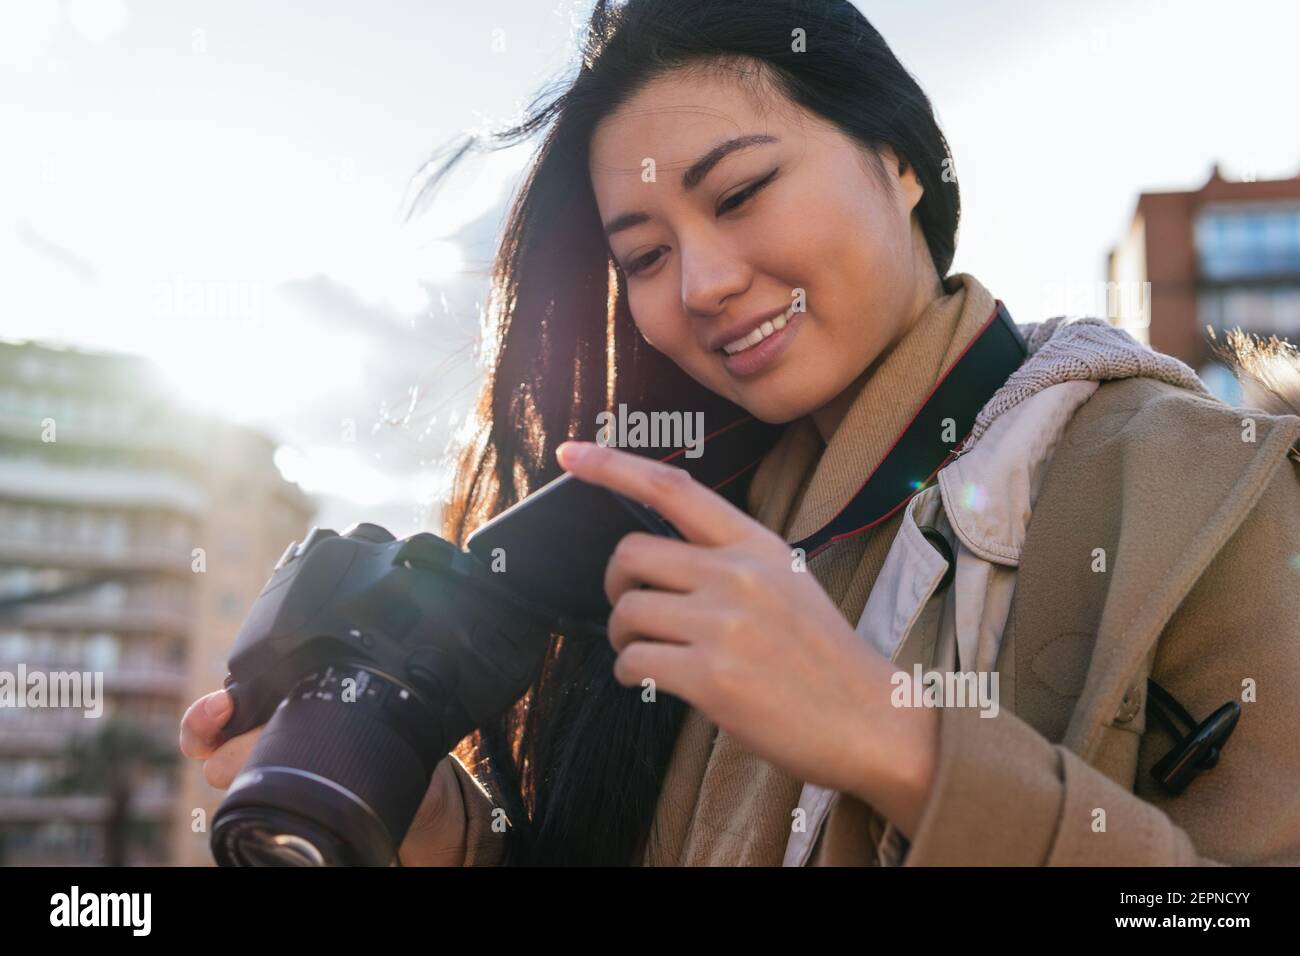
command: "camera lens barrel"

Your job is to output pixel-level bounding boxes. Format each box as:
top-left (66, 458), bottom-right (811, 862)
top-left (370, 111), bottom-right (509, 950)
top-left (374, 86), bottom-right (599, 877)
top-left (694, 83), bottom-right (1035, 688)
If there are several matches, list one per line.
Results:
top-left (211, 664), bottom-right (448, 866)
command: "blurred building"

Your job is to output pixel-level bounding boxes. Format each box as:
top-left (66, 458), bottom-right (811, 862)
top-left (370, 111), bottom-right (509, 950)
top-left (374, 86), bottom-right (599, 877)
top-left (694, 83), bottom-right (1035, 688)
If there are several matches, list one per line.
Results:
top-left (1108, 165), bottom-right (1300, 401)
top-left (0, 340), bottom-right (314, 865)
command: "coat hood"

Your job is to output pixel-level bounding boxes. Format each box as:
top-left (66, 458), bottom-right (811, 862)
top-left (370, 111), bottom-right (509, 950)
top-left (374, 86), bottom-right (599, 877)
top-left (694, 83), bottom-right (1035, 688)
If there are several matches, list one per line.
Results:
top-left (963, 315), bottom-right (1210, 455)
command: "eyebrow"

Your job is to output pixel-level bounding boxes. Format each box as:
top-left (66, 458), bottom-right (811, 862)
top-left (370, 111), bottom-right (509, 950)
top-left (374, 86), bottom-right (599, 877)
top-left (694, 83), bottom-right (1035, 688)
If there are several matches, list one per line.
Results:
top-left (601, 133), bottom-right (780, 239)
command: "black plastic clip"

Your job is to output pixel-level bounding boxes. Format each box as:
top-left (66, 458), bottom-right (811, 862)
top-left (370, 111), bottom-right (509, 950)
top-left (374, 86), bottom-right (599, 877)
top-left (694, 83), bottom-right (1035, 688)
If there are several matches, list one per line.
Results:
top-left (917, 524), bottom-right (956, 593)
top-left (1146, 678), bottom-right (1241, 796)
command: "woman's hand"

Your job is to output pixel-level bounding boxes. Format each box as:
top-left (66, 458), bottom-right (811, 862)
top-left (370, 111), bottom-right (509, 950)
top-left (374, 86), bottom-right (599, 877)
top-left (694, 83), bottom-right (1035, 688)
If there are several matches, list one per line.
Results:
top-left (556, 440), bottom-right (940, 838)
top-left (179, 689), bottom-right (470, 866)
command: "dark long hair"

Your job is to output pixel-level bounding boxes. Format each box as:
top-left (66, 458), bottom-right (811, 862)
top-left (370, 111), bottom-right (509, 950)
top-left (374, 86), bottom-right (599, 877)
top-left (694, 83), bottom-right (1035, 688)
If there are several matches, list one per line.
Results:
top-left (414, 0), bottom-right (961, 865)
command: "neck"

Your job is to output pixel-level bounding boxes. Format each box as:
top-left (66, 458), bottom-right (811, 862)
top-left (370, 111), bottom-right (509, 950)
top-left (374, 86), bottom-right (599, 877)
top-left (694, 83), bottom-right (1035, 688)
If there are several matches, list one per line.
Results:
top-left (812, 274), bottom-right (946, 444)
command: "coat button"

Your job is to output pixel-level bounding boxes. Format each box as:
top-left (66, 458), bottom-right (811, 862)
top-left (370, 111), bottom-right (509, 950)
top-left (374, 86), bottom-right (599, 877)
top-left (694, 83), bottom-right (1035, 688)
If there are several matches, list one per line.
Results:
top-left (1114, 683), bottom-right (1142, 724)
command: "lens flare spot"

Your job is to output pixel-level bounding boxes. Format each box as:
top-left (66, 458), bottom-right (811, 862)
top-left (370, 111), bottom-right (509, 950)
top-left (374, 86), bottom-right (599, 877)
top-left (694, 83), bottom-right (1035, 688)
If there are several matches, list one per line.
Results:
top-left (961, 482), bottom-right (988, 512)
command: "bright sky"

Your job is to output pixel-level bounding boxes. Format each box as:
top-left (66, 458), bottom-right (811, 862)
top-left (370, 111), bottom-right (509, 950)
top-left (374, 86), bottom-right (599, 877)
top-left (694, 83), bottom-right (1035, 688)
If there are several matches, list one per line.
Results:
top-left (2, 0), bottom-right (1297, 536)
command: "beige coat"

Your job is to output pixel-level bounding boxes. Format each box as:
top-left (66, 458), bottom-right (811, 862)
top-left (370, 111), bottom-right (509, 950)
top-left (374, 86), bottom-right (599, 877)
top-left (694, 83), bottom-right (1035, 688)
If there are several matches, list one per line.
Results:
top-left (451, 357), bottom-right (1300, 867)
top-left (912, 373), bottom-right (1300, 865)
top-left (785, 376), bottom-right (1103, 865)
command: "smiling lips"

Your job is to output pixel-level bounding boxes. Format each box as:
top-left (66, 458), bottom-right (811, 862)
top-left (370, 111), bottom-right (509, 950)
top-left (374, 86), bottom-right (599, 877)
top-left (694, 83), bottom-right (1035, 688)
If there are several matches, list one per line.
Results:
top-left (720, 301), bottom-right (798, 355)
top-left (716, 305), bottom-right (803, 378)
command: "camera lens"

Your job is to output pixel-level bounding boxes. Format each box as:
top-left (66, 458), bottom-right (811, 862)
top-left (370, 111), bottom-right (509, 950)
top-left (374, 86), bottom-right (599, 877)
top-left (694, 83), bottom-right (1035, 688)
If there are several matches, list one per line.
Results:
top-left (210, 809), bottom-right (344, 866)
top-left (211, 664), bottom-right (447, 866)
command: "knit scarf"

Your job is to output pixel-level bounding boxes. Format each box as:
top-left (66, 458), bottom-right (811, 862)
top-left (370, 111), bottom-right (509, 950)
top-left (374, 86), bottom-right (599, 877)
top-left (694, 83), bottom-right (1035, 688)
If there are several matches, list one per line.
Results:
top-left (640, 272), bottom-right (998, 866)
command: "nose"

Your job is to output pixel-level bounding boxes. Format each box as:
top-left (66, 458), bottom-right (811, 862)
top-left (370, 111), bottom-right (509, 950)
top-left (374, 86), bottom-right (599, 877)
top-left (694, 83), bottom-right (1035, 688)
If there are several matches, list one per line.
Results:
top-left (680, 232), bottom-right (752, 320)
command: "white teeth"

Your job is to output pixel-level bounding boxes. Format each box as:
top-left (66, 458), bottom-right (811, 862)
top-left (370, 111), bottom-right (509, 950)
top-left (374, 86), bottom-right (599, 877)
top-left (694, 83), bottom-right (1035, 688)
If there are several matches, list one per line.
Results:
top-left (721, 306), bottom-right (796, 355)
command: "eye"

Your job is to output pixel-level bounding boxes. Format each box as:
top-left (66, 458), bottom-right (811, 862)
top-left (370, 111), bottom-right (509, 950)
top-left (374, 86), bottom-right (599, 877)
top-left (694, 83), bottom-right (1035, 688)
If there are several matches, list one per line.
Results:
top-left (717, 167), bottom-right (779, 216)
top-left (619, 167), bottom-right (780, 278)
top-left (625, 248), bottom-right (664, 276)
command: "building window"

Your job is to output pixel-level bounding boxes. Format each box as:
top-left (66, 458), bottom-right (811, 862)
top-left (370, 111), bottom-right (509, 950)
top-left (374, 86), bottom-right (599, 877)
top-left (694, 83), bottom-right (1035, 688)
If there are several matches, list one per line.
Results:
top-left (100, 513), bottom-right (129, 555)
top-left (84, 632), bottom-right (120, 672)
top-left (1195, 204), bottom-right (1300, 280)
top-left (1199, 285), bottom-right (1300, 340)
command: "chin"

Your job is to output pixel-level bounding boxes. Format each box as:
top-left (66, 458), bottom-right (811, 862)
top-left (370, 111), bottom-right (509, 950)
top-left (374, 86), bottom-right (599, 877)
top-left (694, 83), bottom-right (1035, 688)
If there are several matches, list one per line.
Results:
top-left (726, 387), bottom-right (824, 426)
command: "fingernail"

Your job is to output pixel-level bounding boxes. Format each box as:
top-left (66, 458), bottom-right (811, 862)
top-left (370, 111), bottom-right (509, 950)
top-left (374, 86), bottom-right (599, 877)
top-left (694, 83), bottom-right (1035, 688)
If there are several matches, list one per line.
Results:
top-left (557, 441), bottom-right (589, 466)
top-left (204, 691), bottom-right (231, 718)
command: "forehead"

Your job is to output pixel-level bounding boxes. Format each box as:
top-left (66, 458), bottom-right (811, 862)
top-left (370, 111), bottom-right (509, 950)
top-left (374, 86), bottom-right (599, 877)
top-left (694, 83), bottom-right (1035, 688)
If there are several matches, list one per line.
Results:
top-left (588, 66), bottom-right (792, 187)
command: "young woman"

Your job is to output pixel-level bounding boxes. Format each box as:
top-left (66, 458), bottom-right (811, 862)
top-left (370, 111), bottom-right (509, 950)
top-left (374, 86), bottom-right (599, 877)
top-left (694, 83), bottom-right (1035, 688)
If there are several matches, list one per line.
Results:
top-left (181, 0), bottom-right (1300, 866)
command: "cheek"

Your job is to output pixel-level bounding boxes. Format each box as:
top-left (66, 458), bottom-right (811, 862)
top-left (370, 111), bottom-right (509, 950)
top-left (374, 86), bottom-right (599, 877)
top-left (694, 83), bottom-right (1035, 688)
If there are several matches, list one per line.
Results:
top-left (788, 157), bottom-right (904, 270)
top-left (823, 197), bottom-right (897, 274)
top-left (814, 200), bottom-right (911, 328)
top-left (629, 288), bottom-right (688, 357)
top-left (760, 185), bottom-right (892, 313)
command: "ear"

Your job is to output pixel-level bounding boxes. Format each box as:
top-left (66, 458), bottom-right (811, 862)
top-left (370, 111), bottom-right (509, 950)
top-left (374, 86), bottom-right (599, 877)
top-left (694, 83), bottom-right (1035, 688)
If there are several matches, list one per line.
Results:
top-left (879, 144), bottom-right (924, 212)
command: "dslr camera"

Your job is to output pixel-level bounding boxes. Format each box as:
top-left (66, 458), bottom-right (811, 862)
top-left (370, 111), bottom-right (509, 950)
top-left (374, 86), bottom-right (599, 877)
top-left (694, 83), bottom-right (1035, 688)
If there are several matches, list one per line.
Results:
top-left (209, 474), bottom-right (682, 866)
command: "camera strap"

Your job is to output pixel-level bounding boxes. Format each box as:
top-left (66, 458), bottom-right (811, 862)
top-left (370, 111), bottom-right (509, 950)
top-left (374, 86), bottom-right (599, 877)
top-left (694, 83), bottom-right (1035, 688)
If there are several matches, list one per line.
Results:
top-left (657, 300), bottom-right (1028, 560)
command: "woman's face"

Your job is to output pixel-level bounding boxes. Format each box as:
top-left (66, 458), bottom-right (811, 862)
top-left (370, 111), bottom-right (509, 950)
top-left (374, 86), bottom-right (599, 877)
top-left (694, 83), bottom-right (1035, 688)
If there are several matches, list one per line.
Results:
top-left (588, 65), bottom-right (938, 426)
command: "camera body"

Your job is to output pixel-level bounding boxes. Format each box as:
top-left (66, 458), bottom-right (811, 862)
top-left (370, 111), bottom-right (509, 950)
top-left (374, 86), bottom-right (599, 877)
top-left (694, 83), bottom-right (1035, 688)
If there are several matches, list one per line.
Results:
top-left (210, 474), bottom-right (684, 866)
top-left (211, 521), bottom-right (562, 866)
top-left (218, 522), bottom-right (561, 742)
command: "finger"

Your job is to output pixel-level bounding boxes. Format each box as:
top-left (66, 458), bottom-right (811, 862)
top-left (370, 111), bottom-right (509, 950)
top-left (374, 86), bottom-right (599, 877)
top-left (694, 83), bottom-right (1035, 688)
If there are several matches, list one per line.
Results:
top-left (607, 589), bottom-right (709, 654)
top-left (556, 441), bottom-right (752, 547)
top-left (604, 532), bottom-right (714, 606)
top-left (202, 727), bottom-right (264, 790)
top-left (179, 689), bottom-right (234, 760)
top-left (612, 639), bottom-right (698, 700)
